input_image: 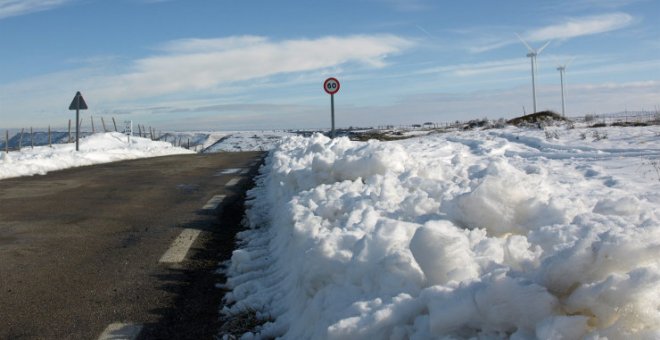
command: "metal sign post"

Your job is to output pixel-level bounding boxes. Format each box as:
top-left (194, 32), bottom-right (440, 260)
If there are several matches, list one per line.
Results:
top-left (124, 120), bottom-right (133, 144)
top-left (323, 77), bottom-right (340, 138)
top-left (68, 91), bottom-right (88, 151)
top-left (331, 94), bottom-right (335, 137)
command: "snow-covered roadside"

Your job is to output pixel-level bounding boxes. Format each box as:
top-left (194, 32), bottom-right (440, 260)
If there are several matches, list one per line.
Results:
top-left (222, 125), bottom-right (660, 339)
top-left (0, 132), bottom-right (193, 180)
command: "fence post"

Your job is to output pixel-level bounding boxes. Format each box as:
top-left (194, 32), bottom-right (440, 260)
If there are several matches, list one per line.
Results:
top-left (91, 116), bottom-right (95, 133)
top-left (112, 117), bottom-right (117, 132)
top-left (138, 125), bottom-right (142, 137)
top-left (101, 117), bottom-right (107, 132)
top-left (68, 119), bottom-right (72, 143)
top-left (19, 128), bottom-right (24, 151)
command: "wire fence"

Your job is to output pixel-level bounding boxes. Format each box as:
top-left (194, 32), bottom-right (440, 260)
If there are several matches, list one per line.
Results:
top-left (0, 116), bottom-right (175, 153)
top-left (569, 110), bottom-right (660, 125)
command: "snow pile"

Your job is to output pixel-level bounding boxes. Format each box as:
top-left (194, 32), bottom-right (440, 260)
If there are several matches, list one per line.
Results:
top-left (223, 126), bottom-right (660, 339)
top-left (0, 132), bottom-right (193, 180)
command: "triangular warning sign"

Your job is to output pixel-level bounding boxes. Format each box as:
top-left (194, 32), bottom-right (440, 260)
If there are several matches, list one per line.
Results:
top-left (68, 91), bottom-right (88, 110)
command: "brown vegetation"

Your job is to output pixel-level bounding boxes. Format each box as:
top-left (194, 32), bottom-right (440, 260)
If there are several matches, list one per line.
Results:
top-left (507, 111), bottom-right (570, 127)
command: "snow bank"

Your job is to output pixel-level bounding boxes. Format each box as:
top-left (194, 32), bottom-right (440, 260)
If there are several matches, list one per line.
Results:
top-left (223, 126), bottom-right (660, 339)
top-left (0, 132), bottom-right (193, 180)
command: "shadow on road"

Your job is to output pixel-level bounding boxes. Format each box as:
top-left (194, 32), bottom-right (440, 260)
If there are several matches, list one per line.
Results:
top-left (138, 175), bottom-right (254, 339)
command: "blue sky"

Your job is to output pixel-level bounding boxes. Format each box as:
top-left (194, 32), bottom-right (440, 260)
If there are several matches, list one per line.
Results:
top-left (1, 0), bottom-right (658, 130)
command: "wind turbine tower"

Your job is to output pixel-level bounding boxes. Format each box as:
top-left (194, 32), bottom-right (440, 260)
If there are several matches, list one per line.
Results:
top-left (516, 34), bottom-right (550, 113)
top-left (557, 58), bottom-right (574, 117)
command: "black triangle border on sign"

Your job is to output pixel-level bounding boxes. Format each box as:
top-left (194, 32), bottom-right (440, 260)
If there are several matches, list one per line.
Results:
top-left (69, 91), bottom-right (88, 110)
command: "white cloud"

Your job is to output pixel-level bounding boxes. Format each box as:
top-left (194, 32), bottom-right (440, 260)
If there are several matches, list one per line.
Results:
top-left (524, 13), bottom-right (634, 41)
top-left (546, 0), bottom-right (642, 11)
top-left (0, 34), bottom-right (414, 125)
top-left (468, 39), bottom-right (517, 53)
top-left (157, 36), bottom-right (269, 53)
top-left (468, 13), bottom-right (635, 53)
top-left (0, 0), bottom-right (69, 19)
top-left (369, 0), bottom-right (427, 12)
top-left (97, 35), bottom-right (413, 101)
top-left (428, 58), bottom-right (528, 77)
top-left (575, 80), bottom-right (659, 90)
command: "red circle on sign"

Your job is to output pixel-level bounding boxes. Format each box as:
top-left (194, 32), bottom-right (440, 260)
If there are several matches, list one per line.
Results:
top-left (324, 77), bottom-right (340, 95)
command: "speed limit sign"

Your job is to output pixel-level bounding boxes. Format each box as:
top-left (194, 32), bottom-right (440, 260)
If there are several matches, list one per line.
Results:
top-left (324, 77), bottom-right (340, 95)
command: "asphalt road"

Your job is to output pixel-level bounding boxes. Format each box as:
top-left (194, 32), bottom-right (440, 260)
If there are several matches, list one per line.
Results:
top-left (0, 152), bottom-right (264, 340)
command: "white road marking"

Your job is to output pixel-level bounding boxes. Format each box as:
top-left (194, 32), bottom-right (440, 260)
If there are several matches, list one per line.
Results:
top-left (97, 323), bottom-right (142, 340)
top-left (202, 194), bottom-right (226, 210)
top-left (225, 178), bottom-right (240, 187)
top-left (215, 168), bottom-right (241, 176)
top-left (240, 168), bottom-right (250, 175)
top-left (159, 228), bottom-right (202, 264)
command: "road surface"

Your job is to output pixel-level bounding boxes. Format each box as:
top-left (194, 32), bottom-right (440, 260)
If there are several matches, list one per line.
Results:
top-left (0, 152), bottom-right (264, 339)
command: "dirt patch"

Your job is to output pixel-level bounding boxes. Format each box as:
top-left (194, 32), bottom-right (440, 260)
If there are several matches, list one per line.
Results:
top-left (507, 111), bottom-right (570, 127)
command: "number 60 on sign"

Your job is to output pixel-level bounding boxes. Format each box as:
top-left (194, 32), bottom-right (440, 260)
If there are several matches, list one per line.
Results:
top-left (324, 77), bottom-right (340, 95)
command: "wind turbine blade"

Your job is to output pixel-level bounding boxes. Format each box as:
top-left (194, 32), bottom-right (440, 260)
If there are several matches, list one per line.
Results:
top-left (551, 55), bottom-right (562, 69)
top-left (537, 40), bottom-right (551, 54)
top-left (515, 33), bottom-right (534, 52)
top-left (416, 25), bottom-right (434, 39)
top-left (565, 56), bottom-right (576, 68)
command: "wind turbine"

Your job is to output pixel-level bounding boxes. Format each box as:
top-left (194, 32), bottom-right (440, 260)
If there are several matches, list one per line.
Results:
top-left (516, 33), bottom-right (550, 113)
top-left (557, 57), bottom-right (575, 117)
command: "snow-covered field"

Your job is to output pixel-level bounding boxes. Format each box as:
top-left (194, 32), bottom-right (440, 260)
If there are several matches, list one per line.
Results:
top-left (155, 130), bottom-right (294, 153)
top-left (0, 132), bottom-right (193, 180)
top-left (222, 125), bottom-right (660, 339)
top-left (204, 131), bottom-right (295, 153)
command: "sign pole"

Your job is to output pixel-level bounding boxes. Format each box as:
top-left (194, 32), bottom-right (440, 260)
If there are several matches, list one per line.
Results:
top-left (323, 77), bottom-right (340, 138)
top-left (331, 94), bottom-right (335, 138)
top-left (75, 104), bottom-right (80, 151)
top-left (68, 91), bottom-right (88, 152)
top-left (124, 120), bottom-right (133, 145)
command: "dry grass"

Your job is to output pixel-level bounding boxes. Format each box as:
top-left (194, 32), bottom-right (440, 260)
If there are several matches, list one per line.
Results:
top-left (349, 131), bottom-right (417, 142)
top-left (218, 308), bottom-right (273, 339)
top-left (507, 111), bottom-right (569, 127)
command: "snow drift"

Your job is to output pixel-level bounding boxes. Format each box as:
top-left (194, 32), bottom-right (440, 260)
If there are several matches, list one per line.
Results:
top-left (223, 126), bottom-right (660, 339)
top-left (0, 132), bottom-right (193, 180)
